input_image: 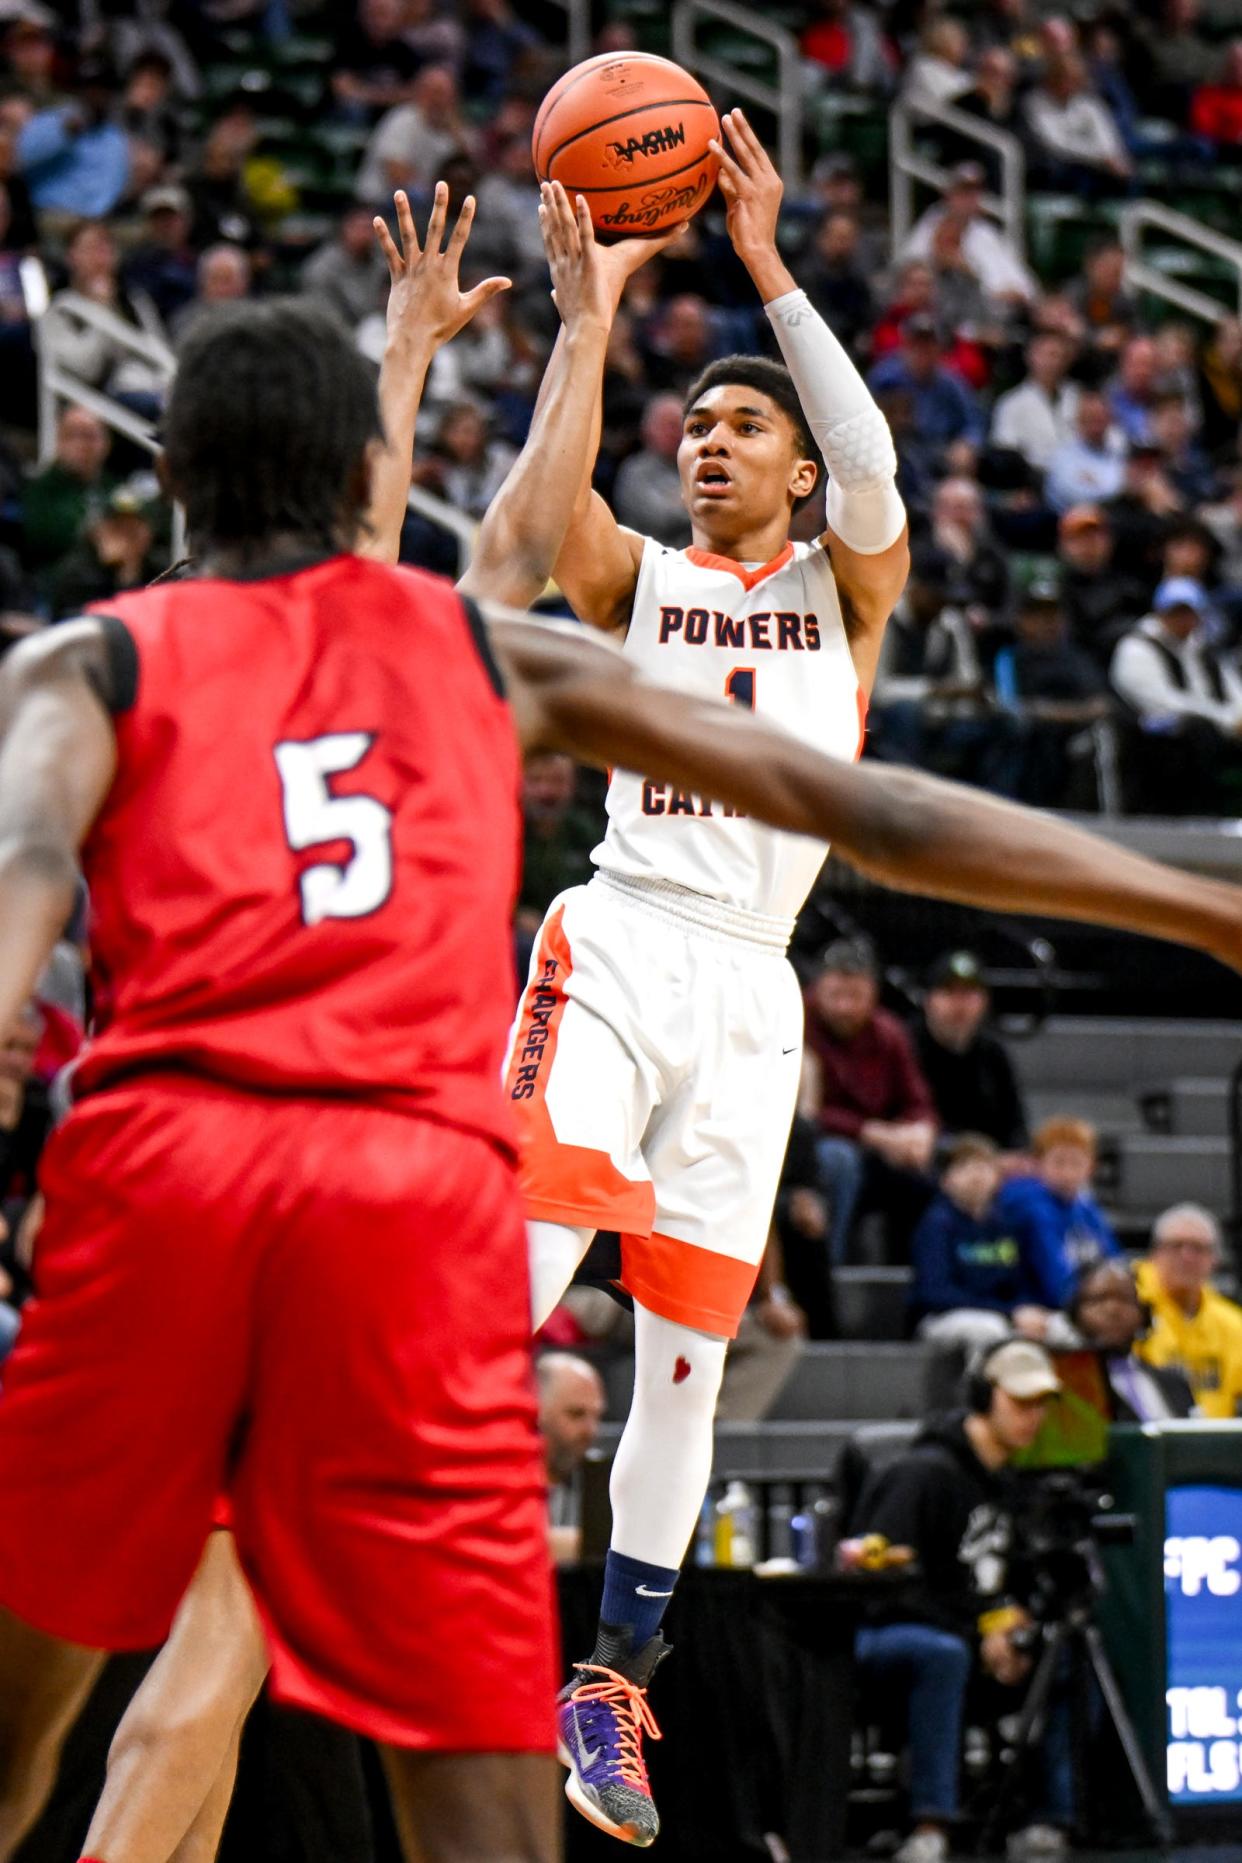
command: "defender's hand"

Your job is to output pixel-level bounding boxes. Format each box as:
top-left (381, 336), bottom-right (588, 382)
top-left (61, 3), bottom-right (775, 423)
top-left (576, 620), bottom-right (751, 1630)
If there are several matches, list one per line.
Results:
top-left (539, 180), bottom-right (684, 330)
top-left (373, 185), bottom-right (510, 357)
top-left (709, 109), bottom-right (783, 265)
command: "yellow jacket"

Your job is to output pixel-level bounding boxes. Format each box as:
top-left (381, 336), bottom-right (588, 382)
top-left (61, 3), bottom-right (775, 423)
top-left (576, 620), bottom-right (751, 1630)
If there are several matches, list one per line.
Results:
top-left (1135, 1259), bottom-right (1242, 1419)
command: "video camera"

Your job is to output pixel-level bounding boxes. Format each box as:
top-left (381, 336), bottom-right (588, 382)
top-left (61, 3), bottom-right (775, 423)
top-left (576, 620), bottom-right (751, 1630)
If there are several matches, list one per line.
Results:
top-left (1013, 1470), bottom-right (1136, 1629)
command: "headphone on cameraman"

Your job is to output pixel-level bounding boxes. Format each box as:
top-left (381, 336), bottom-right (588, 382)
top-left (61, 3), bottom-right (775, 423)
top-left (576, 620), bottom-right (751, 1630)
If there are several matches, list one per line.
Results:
top-left (963, 1336), bottom-right (1019, 1415)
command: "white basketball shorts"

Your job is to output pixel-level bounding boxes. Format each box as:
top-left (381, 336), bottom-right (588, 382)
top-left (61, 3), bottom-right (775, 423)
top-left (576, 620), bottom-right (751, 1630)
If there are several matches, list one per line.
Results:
top-left (504, 871), bottom-right (803, 1337)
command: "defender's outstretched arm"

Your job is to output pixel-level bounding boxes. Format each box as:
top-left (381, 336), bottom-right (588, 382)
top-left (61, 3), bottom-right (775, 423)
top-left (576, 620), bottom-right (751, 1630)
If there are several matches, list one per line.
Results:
top-left (491, 609), bottom-right (1242, 971)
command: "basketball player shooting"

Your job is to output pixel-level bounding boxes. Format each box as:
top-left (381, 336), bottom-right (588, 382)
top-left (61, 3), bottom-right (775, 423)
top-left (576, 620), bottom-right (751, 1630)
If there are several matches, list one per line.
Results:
top-left (509, 108), bottom-right (910, 1846)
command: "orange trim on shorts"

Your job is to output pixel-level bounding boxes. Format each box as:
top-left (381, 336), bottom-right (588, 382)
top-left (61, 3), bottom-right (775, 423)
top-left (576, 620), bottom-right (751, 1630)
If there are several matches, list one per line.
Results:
top-left (855, 686), bottom-right (868, 761)
top-left (507, 906), bottom-right (656, 1239)
top-left (619, 1230), bottom-right (761, 1340)
top-left (684, 540), bottom-right (795, 592)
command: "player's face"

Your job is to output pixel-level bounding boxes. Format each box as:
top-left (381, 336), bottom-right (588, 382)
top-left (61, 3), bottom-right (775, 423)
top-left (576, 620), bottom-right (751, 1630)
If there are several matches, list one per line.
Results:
top-left (678, 385), bottom-right (816, 544)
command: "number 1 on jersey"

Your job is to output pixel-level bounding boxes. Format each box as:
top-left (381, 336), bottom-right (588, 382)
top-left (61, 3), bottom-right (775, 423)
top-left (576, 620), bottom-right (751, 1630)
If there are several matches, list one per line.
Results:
top-left (274, 733), bottom-right (394, 925)
top-left (725, 668), bottom-right (757, 710)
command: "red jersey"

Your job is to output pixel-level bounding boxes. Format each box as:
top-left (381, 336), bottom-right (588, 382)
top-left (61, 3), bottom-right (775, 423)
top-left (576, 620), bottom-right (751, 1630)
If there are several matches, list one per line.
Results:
top-left (73, 554), bottom-right (522, 1153)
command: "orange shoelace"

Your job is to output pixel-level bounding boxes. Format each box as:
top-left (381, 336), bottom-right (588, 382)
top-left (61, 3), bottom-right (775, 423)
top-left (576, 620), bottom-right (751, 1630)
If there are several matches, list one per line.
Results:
top-left (568, 1663), bottom-right (663, 1789)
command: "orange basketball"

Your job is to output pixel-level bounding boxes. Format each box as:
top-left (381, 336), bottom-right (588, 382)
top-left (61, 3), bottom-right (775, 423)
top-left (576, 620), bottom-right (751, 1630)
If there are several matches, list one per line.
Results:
top-left (532, 52), bottom-right (720, 239)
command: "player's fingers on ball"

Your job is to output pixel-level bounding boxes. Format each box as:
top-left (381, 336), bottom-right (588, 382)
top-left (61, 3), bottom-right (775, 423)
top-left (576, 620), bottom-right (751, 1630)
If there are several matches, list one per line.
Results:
top-left (373, 216), bottom-right (401, 278)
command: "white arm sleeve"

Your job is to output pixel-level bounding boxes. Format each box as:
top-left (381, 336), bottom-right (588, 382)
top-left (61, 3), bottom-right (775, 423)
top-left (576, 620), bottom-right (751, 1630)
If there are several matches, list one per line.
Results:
top-left (764, 288), bottom-right (906, 555)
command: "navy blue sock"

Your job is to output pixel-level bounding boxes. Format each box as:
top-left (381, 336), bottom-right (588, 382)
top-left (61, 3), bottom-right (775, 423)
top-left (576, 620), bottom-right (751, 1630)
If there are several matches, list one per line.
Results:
top-left (595, 1548), bottom-right (679, 1656)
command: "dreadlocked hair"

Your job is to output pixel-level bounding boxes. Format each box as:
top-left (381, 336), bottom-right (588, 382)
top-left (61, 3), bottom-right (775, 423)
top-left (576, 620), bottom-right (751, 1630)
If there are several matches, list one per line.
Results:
top-left (163, 299), bottom-right (382, 552)
top-left (683, 354), bottom-right (822, 496)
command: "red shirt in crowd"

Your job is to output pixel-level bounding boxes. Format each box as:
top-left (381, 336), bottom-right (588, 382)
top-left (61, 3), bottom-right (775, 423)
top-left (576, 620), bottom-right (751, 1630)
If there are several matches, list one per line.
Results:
top-left (804, 1003), bottom-right (937, 1139)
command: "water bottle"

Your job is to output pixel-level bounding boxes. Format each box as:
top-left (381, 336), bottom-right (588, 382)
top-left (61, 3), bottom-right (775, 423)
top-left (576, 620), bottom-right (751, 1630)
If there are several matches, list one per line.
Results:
top-left (694, 1490), bottom-right (715, 1566)
top-left (767, 1482), bottom-right (794, 1563)
top-left (714, 1479), bottom-right (756, 1568)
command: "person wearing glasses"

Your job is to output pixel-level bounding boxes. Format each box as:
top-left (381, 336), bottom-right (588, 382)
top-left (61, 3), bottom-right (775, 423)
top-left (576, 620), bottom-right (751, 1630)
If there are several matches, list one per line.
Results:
top-left (1135, 1204), bottom-right (1242, 1418)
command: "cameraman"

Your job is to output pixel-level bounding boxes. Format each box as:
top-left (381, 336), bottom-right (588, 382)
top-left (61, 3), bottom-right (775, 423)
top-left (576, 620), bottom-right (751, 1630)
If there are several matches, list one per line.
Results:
top-left (852, 1339), bottom-right (1071, 1863)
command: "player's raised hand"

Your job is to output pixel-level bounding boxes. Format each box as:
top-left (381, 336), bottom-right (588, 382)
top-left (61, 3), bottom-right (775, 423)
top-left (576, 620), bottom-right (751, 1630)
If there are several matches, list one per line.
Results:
top-left (373, 184), bottom-right (510, 356)
top-left (538, 179), bottom-right (684, 330)
top-left (709, 109), bottom-right (783, 266)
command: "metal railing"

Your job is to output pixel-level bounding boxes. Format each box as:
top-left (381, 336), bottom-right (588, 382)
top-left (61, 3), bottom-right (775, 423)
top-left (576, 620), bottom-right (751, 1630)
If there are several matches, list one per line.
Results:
top-left (1120, 200), bottom-right (1242, 326)
top-left (405, 483), bottom-right (477, 577)
top-left (673, 0), bottom-right (802, 194)
top-left (544, 0), bottom-right (590, 71)
top-left (35, 290), bottom-right (185, 560)
top-left (889, 96), bottom-right (1025, 259)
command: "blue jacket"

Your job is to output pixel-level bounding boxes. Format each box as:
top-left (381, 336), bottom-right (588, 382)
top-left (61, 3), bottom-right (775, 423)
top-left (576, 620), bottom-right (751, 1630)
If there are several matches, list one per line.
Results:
top-left (911, 1193), bottom-right (1026, 1316)
top-left (866, 354), bottom-right (985, 447)
top-left (19, 109), bottom-right (130, 217)
top-left (993, 1174), bottom-right (1120, 1307)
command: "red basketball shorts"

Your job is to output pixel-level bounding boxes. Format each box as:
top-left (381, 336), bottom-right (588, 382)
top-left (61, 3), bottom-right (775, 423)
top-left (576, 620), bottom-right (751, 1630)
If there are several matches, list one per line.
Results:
top-left (0, 1077), bottom-right (556, 1753)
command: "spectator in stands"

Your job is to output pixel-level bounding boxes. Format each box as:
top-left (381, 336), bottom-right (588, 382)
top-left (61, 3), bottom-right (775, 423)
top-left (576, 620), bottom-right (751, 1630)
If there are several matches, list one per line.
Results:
top-left (354, 64), bottom-right (474, 206)
top-left (994, 1117), bottom-right (1120, 1312)
top-left (901, 163), bottom-right (1036, 306)
top-left (1067, 238), bottom-right (1137, 354)
top-left (47, 483), bottom-right (159, 620)
top-left (122, 183), bottom-right (198, 326)
top-left (430, 399), bottom-right (516, 518)
top-left (775, 1116), bottom-right (838, 1339)
top-left (185, 100), bottom-right (260, 250)
top-left (992, 579), bottom-right (1114, 806)
top-left (473, 131), bottom-right (544, 284)
top-left (1198, 317), bottom-right (1242, 459)
top-left (38, 219), bottom-right (166, 402)
top-left (170, 242), bottom-right (252, 345)
top-left (953, 48), bottom-right (1023, 184)
top-left (990, 331), bottom-right (1079, 473)
top-left (868, 556), bottom-right (1003, 783)
top-left (799, 211), bottom-right (874, 359)
top-left (801, 937), bottom-right (937, 1267)
top-left (925, 475), bottom-right (1009, 620)
top-left (717, 1241), bottom-right (807, 1419)
top-left (914, 951), bottom-right (1028, 1154)
top-left (902, 18), bottom-right (973, 108)
top-left (1068, 1258), bottom-right (1195, 1421)
top-left (1136, 0), bottom-right (1219, 122)
top-left (300, 204), bottom-right (388, 331)
top-left (461, 0), bottom-right (541, 107)
top-left (1057, 506), bottom-right (1149, 660)
top-left (2, 11), bottom-right (61, 111)
top-left (1104, 443), bottom-right (1185, 586)
top-left (1107, 337), bottom-right (1161, 448)
top-left (613, 394), bottom-right (690, 549)
top-left (1152, 393), bottom-right (1220, 506)
top-left (331, 0), bottom-right (425, 121)
top-left (537, 1352), bottom-right (606, 1565)
top-left (516, 753), bottom-right (600, 937)
top-left (852, 1339), bottom-right (1071, 1863)
top-left (640, 293), bottom-right (720, 398)
top-left (17, 51), bottom-right (131, 220)
top-left (19, 403), bottom-right (113, 580)
top-left (1136, 1203), bottom-right (1242, 1417)
top-left (805, 151), bottom-right (890, 275)
top-left (1110, 577), bottom-right (1242, 812)
top-left (911, 1135), bottom-right (1033, 1349)
top-left (1202, 467), bottom-right (1242, 589)
top-left (1045, 394), bottom-right (1127, 515)
top-left (1023, 52), bottom-right (1132, 197)
top-left (799, 0), bottom-right (896, 94)
top-left (119, 48), bottom-right (180, 165)
top-left (870, 318), bottom-right (985, 455)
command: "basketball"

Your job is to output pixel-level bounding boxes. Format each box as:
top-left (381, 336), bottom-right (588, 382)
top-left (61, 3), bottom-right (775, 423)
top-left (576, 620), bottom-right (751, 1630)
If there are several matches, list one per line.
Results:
top-left (532, 52), bottom-right (720, 239)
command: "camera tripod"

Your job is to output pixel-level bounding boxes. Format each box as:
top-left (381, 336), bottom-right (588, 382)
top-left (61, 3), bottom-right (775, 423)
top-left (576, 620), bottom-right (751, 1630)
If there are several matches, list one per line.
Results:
top-left (977, 1596), bottom-right (1174, 1849)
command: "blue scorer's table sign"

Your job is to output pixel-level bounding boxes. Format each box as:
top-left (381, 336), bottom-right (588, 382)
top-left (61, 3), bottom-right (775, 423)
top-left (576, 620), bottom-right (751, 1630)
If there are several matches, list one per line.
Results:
top-left (1165, 1483), bottom-right (1242, 1802)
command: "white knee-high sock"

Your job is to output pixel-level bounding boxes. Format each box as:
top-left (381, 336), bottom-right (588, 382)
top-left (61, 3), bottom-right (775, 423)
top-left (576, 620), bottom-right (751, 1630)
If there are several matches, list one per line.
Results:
top-left (528, 1220), bottom-right (594, 1330)
top-left (608, 1304), bottom-right (728, 1572)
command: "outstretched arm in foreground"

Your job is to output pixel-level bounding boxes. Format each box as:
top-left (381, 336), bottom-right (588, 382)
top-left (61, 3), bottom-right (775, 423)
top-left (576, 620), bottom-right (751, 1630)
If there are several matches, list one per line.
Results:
top-left (360, 185), bottom-right (510, 563)
top-left (490, 607), bottom-right (1242, 973)
top-left (461, 183), bottom-right (677, 611)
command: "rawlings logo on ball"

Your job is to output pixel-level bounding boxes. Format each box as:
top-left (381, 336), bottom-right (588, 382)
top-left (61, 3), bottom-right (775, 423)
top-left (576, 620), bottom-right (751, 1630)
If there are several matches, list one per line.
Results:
top-left (597, 175), bottom-right (710, 229)
top-left (604, 122), bottom-right (687, 167)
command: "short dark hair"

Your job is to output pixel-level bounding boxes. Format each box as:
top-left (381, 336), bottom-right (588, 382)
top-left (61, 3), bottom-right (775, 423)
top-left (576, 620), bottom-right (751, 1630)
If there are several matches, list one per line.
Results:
top-left (683, 354), bottom-right (821, 486)
top-left (164, 299), bottom-right (381, 551)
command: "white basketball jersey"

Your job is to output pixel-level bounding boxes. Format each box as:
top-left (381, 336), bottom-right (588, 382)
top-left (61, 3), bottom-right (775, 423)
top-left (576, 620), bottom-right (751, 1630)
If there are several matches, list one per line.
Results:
top-left (594, 536), bottom-right (864, 922)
